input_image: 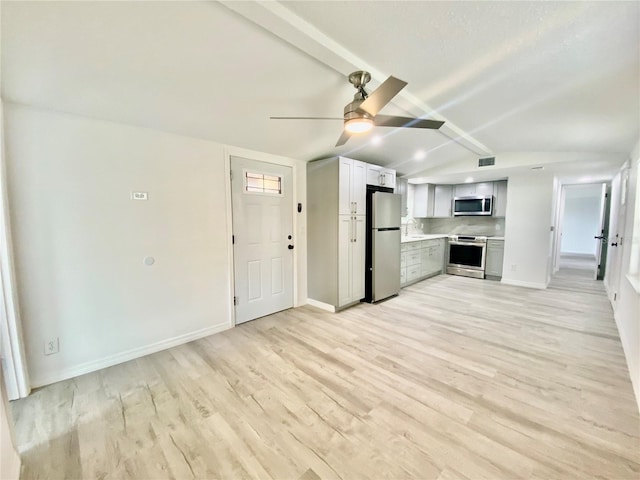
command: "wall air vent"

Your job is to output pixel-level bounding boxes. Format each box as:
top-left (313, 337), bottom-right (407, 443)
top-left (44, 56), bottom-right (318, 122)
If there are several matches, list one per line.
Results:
top-left (478, 157), bottom-right (496, 167)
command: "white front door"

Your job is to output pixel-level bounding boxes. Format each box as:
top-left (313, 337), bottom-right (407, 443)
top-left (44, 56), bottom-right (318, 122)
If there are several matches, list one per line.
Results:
top-left (231, 157), bottom-right (294, 324)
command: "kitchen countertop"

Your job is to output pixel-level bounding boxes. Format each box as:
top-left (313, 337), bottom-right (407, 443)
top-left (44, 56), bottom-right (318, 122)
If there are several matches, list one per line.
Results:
top-left (488, 236), bottom-right (505, 240)
top-left (401, 234), bottom-right (449, 243)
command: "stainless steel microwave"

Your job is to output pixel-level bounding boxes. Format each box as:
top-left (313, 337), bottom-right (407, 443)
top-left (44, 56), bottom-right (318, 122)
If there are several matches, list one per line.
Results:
top-left (453, 195), bottom-right (493, 216)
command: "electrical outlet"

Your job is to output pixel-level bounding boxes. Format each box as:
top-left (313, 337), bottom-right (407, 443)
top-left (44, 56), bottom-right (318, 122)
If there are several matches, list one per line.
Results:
top-left (510, 264), bottom-right (517, 272)
top-left (44, 337), bottom-right (59, 355)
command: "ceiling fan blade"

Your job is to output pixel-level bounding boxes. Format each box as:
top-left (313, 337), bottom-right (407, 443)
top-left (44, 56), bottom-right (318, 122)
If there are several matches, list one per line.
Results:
top-left (373, 115), bottom-right (444, 130)
top-left (335, 130), bottom-right (351, 147)
top-left (270, 116), bottom-right (344, 120)
top-left (357, 76), bottom-right (407, 117)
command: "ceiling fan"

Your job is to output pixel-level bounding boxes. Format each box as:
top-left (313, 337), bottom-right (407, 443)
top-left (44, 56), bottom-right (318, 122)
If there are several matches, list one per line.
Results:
top-left (270, 70), bottom-right (444, 147)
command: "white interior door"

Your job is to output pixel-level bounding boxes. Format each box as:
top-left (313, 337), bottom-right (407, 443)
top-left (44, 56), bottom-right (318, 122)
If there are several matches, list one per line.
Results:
top-left (594, 183), bottom-right (610, 280)
top-left (231, 157), bottom-right (294, 324)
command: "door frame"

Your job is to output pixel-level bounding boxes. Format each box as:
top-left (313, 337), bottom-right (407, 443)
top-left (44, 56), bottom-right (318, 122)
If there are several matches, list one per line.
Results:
top-left (553, 182), bottom-right (610, 276)
top-left (0, 102), bottom-right (30, 400)
top-left (223, 146), bottom-right (304, 327)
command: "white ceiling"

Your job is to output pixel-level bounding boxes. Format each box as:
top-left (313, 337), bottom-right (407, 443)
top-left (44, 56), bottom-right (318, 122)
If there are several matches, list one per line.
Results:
top-left (2, 1), bottom-right (638, 182)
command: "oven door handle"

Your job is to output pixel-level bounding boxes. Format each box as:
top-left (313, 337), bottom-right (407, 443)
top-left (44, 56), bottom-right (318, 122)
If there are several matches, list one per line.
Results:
top-left (448, 241), bottom-right (487, 247)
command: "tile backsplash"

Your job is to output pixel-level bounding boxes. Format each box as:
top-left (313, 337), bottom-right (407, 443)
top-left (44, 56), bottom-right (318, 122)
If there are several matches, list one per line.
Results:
top-left (420, 216), bottom-right (505, 236)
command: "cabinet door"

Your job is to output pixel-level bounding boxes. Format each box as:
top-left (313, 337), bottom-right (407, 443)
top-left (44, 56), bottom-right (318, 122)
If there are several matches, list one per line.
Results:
top-left (413, 184), bottom-right (429, 217)
top-left (433, 185), bottom-right (453, 217)
top-left (485, 241), bottom-right (504, 277)
top-left (351, 215), bottom-right (366, 300)
top-left (339, 158), bottom-right (367, 215)
top-left (430, 243), bottom-right (444, 274)
top-left (494, 180), bottom-right (508, 217)
top-left (454, 184), bottom-right (475, 197)
top-left (396, 178), bottom-right (408, 217)
top-left (352, 160), bottom-right (367, 215)
top-left (338, 215), bottom-right (352, 306)
top-left (475, 182), bottom-right (495, 196)
top-left (366, 164), bottom-right (383, 186)
top-left (382, 169), bottom-right (396, 189)
top-left (420, 247), bottom-right (429, 275)
top-left (339, 158), bottom-right (353, 215)
top-left (434, 241), bottom-right (444, 273)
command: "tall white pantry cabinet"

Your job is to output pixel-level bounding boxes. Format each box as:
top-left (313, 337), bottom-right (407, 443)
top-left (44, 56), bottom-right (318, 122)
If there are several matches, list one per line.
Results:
top-left (308, 156), bottom-right (367, 310)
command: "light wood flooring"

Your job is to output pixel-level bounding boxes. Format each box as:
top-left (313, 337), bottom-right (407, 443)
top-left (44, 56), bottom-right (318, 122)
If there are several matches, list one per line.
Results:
top-left (558, 253), bottom-right (597, 271)
top-left (11, 272), bottom-right (640, 479)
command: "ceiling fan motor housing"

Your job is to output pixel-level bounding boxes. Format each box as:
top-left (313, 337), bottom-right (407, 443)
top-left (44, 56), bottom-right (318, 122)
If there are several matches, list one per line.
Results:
top-left (344, 99), bottom-right (372, 122)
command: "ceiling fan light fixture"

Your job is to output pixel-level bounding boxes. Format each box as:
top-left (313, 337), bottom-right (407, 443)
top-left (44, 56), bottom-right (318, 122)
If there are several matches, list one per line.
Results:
top-left (344, 117), bottom-right (373, 134)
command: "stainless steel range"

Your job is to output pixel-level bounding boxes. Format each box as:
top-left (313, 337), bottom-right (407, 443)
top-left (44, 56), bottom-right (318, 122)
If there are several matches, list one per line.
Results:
top-left (447, 235), bottom-right (488, 279)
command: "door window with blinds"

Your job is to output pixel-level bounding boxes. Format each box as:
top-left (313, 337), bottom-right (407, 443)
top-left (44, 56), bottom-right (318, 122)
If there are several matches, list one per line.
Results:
top-left (244, 170), bottom-right (283, 196)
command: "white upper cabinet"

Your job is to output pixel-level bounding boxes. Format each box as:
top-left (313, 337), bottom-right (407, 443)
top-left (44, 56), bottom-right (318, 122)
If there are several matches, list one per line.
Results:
top-left (396, 178), bottom-right (408, 217)
top-left (454, 182), bottom-right (494, 197)
top-left (493, 180), bottom-right (508, 217)
top-left (433, 185), bottom-right (453, 217)
top-left (412, 181), bottom-right (507, 218)
top-left (413, 184), bottom-right (452, 218)
top-left (339, 157), bottom-right (367, 215)
top-left (413, 183), bottom-right (430, 218)
top-left (475, 182), bottom-right (495, 196)
top-left (366, 164), bottom-right (396, 189)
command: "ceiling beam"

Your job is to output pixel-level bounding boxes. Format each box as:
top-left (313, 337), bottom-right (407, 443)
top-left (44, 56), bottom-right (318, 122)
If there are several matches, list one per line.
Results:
top-left (219, 0), bottom-right (493, 156)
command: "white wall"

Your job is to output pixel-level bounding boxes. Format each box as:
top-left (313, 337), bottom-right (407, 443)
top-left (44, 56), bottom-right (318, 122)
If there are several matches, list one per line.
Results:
top-left (3, 104), bottom-right (306, 387)
top-left (605, 138), bottom-right (640, 411)
top-left (560, 184), bottom-right (603, 255)
top-left (502, 171), bottom-right (555, 289)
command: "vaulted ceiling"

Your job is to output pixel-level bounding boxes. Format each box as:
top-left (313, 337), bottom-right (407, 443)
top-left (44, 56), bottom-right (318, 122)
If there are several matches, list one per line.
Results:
top-left (2, 1), bottom-right (638, 180)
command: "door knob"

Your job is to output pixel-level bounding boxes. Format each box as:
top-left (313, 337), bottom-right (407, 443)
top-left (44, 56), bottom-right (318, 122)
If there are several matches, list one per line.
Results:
top-left (288, 245), bottom-right (294, 250)
top-left (594, 235), bottom-right (605, 240)
top-left (611, 242), bottom-right (618, 247)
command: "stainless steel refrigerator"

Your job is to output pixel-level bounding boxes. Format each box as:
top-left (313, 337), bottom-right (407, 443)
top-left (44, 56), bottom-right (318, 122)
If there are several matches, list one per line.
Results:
top-left (365, 190), bottom-right (401, 302)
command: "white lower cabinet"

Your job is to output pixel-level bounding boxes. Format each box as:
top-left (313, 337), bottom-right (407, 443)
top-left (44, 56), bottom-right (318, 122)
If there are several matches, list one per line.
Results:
top-left (401, 238), bottom-right (445, 287)
top-left (485, 239), bottom-right (504, 279)
top-left (338, 214), bottom-right (366, 306)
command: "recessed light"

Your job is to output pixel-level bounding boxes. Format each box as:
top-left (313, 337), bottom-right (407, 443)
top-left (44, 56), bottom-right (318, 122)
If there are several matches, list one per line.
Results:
top-left (414, 150), bottom-right (426, 160)
top-left (465, 177), bottom-right (474, 183)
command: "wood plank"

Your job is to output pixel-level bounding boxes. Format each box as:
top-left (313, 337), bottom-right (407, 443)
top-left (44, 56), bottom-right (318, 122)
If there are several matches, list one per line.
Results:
top-left (10, 271), bottom-right (640, 479)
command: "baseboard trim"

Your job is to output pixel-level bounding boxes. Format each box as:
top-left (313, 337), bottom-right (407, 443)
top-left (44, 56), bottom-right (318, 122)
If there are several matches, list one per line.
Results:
top-left (306, 298), bottom-right (336, 312)
top-left (30, 322), bottom-right (232, 388)
top-left (560, 252), bottom-right (597, 259)
top-left (500, 278), bottom-right (547, 289)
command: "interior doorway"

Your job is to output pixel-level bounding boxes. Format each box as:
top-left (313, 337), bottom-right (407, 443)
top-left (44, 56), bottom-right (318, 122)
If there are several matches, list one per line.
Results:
top-left (555, 183), bottom-right (611, 279)
top-left (230, 156), bottom-right (294, 324)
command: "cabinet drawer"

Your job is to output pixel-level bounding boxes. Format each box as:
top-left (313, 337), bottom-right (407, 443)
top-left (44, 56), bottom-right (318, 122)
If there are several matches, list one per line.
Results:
top-left (406, 266), bottom-right (421, 282)
top-left (406, 251), bottom-right (421, 267)
top-left (421, 239), bottom-right (440, 248)
top-left (401, 243), bottom-right (409, 252)
top-left (400, 252), bottom-right (407, 268)
top-left (405, 242), bottom-right (421, 252)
